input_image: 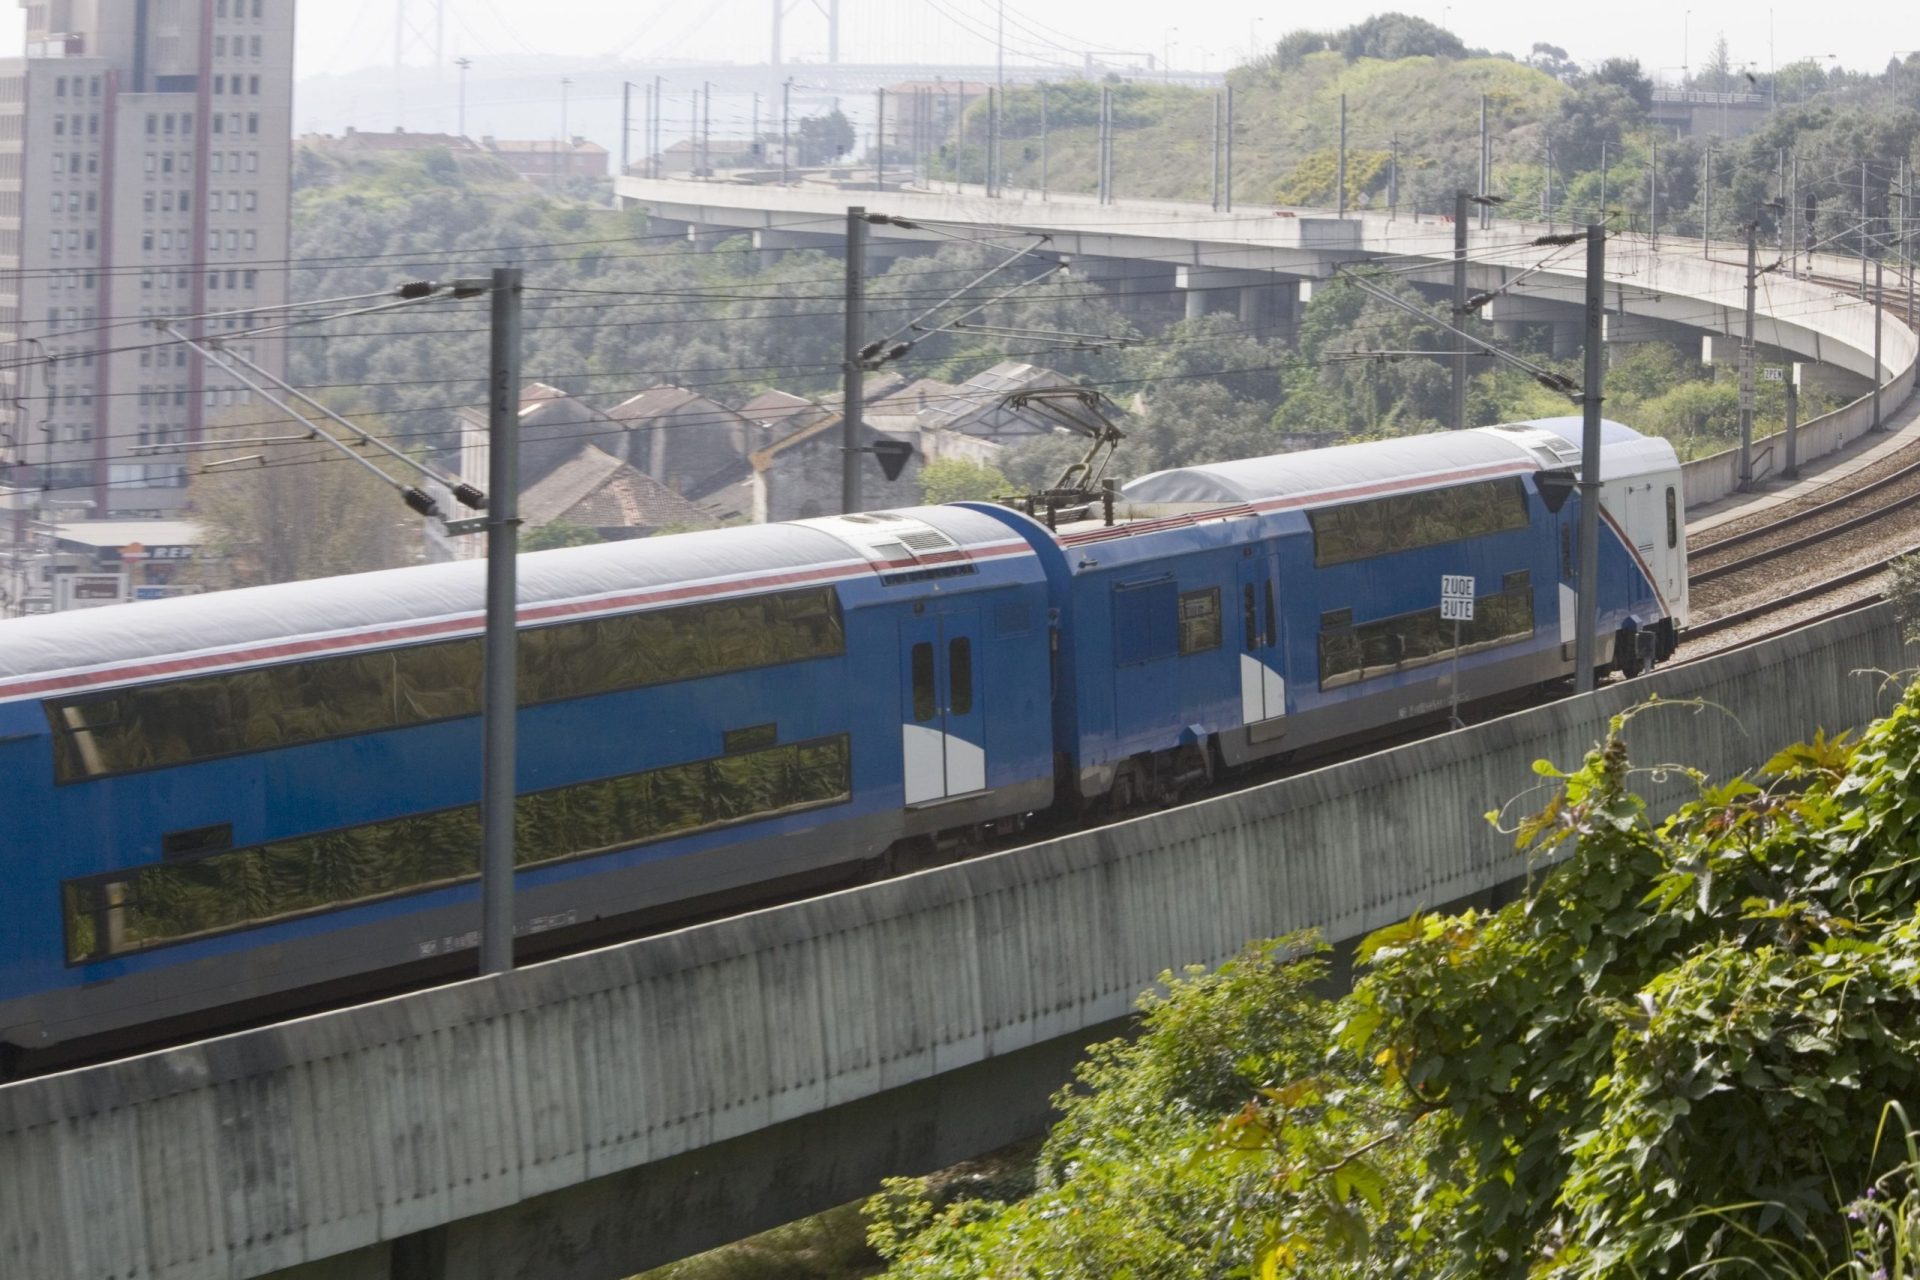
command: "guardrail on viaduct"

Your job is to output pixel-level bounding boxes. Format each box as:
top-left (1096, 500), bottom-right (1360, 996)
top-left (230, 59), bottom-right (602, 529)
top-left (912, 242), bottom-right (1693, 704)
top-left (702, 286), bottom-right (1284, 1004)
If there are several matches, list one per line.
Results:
top-left (5, 603), bottom-right (1917, 1280)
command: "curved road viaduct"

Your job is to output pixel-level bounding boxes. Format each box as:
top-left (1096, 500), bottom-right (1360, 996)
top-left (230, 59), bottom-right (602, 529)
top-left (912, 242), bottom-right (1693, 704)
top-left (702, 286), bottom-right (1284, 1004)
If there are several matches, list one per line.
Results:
top-left (3, 186), bottom-right (1919, 1280)
top-left (618, 175), bottom-right (1919, 506)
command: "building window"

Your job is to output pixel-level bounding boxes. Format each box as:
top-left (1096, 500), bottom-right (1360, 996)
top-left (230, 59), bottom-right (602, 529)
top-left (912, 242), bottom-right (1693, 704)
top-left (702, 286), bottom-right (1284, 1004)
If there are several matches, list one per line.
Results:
top-left (243, 151), bottom-right (255, 173)
top-left (250, 36), bottom-right (262, 56)
top-left (213, 35), bottom-right (226, 56)
top-left (243, 190), bottom-right (256, 212)
top-left (247, 113), bottom-right (258, 134)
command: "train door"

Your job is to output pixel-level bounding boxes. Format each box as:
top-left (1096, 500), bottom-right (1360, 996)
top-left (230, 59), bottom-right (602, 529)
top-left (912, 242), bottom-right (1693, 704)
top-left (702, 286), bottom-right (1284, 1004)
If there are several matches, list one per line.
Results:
top-left (899, 609), bottom-right (987, 804)
top-left (1235, 555), bottom-right (1287, 739)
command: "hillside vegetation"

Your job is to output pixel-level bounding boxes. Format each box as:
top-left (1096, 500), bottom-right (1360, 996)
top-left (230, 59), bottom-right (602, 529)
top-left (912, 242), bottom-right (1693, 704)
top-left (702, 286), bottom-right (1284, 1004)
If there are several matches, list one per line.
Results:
top-left (865, 684), bottom-right (1920, 1278)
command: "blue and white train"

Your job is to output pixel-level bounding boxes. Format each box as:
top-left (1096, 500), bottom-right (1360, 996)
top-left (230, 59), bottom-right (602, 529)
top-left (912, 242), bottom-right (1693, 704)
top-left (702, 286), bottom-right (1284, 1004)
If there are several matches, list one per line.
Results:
top-left (0, 416), bottom-right (1686, 1065)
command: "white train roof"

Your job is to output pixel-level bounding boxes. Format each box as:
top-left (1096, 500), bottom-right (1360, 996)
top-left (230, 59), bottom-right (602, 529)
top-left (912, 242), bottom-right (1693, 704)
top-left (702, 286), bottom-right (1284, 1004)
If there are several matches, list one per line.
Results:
top-left (0, 504), bottom-right (1030, 700)
top-left (1120, 418), bottom-right (1674, 507)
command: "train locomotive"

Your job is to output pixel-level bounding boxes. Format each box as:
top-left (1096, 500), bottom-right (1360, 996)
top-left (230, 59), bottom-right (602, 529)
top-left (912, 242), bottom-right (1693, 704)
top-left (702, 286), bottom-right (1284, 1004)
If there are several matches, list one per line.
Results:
top-left (0, 415), bottom-right (1686, 1065)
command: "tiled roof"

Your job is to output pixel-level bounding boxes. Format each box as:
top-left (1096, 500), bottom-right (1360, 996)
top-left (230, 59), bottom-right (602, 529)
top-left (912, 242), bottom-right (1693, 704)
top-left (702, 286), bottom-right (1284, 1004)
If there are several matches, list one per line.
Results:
top-left (606, 385), bottom-right (726, 424)
top-left (520, 444), bottom-right (712, 531)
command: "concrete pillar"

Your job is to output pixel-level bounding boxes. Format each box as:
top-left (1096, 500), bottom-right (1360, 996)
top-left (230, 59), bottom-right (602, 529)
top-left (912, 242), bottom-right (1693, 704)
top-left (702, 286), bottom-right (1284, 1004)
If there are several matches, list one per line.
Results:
top-left (1185, 288), bottom-right (1209, 321)
top-left (1550, 320), bottom-right (1581, 360)
top-left (1238, 285), bottom-right (1265, 327)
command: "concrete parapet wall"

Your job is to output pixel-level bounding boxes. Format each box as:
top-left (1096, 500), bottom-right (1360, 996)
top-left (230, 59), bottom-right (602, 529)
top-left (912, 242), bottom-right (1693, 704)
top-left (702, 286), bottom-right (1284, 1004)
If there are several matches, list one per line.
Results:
top-left (1682, 354), bottom-right (1919, 508)
top-left (5, 609), bottom-right (1918, 1280)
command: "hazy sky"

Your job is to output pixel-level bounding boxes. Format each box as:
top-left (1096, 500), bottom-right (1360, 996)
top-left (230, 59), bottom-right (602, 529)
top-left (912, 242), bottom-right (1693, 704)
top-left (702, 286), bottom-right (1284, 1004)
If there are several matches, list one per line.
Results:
top-left (0, 2), bottom-right (1898, 81)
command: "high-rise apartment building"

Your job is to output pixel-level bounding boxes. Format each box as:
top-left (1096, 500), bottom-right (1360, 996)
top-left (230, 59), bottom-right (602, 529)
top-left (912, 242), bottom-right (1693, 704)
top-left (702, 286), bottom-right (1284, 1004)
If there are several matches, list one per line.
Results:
top-left (0, 0), bottom-right (293, 519)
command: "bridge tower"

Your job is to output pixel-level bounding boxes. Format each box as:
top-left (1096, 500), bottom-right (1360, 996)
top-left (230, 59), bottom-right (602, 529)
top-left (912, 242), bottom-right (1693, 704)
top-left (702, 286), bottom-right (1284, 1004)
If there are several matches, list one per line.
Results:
top-left (392, 0), bottom-right (448, 129)
top-left (770, 0), bottom-right (840, 101)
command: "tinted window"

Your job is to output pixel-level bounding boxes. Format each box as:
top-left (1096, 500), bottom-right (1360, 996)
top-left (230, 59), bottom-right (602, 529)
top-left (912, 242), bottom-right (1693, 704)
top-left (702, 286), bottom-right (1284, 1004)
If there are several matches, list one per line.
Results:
top-left (1242, 585), bottom-right (1259, 650)
top-left (1113, 580), bottom-right (1179, 666)
top-left (949, 637), bottom-right (973, 716)
top-left (1308, 478), bottom-right (1530, 567)
top-left (911, 642), bottom-right (937, 722)
top-left (1178, 588), bottom-right (1221, 655)
top-left (47, 586), bottom-right (845, 782)
top-left (61, 735), bottom-right (853, 963)
top-left (1318, 573), bottom-right (1535, 690)
top-left (1666, 487), bottom-right (1678, 549)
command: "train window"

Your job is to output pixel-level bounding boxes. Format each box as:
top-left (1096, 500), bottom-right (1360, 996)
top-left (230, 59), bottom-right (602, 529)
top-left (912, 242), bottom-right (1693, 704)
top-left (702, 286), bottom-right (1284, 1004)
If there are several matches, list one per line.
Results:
top-left (911, 643), bottom-right (937, 722)
top-left (1178, 588), bottom-right (1221, 655)
top-left (45, 586), bottom-right (845, 783)
top-left (1242, 585), bottom-right (1259, 650)
top-left (59, 735), bottom-right (853, 963)
top-left (161, 823), bottom-right (232, 861)
top-left (949, 637), bottom-right (973, 716)
top-left (1113, 579), bottom-right (1179, 666)
top-left (1666, 487), bottom-right (1678, 549)
top-left (1317, 575), bottom-right (1535, 691)
top-left (1308, 477), bottom-right (1530, 568)
top-left (723, 723), bottom-right (778, 754)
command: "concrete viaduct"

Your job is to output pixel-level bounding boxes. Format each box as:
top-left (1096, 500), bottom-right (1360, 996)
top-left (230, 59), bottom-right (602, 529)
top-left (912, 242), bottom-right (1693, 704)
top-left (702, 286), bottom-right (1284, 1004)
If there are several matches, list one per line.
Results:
top-left (3, 186), bottom-right (1919, 1280)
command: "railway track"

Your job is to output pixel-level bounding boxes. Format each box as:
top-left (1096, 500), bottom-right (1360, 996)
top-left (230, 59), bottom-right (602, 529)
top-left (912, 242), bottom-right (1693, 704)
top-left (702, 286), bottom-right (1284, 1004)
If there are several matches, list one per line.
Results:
top-left (1684, 262), bottom-right (1920, 638)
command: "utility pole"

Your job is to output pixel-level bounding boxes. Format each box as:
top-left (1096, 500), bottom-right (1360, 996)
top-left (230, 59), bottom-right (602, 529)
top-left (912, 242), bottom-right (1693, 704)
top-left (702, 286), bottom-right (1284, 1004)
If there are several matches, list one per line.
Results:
top-left (1864, 160), bottom-right (1872, 268)
top-left (1574, 224), bottom-right (1605, 695)
top-left (651, 76), bottom-right (663, 179)
top-left (1337, 94), bottom-right (1347, 216)
top-left (1389, 133), bottom-right (1398, 220)
top-left (702, 82), bottom-right (712, 179)
top-left (480, 265), bottom-right (524, 977)
top-left (455, 56), bottom-right (471, 140)
top-left (1541, 131), bottom-right (1551, 220)
top-left (1452, 191), bottom-right (1469, 431)
top-left (1211, 92), bottom-right (1222, 211)
top-left (558, 77), bottom-right (572, 186)
top-left (1224, 85), bottom-right (1234, 212)
top-left (1789, 149), bottom-right (1798, 274)
top-left (621, 80), bottom-right (632, 177)
top-left (1039, 81), bottom-right (1048, 200)
top-left (842, 207), bottom-right (867, 513)
top-left (1098, 88), bottom-right (1112, 204)
top-left (1738, 223), bottom-right (1757, 487)
top-left (1875, 259), bottom-right (1885, 428)
top-left (875, 88), bottom-right (885, 191)
top-left (1702, 139), bottom-right (1713, 257)
top-left (782, 77), bottom-right (792, 185)
top-left (1649, 135), bottom-right (1659, 243)
top-left (1784, 367), bottom-right (1800, 477)
top-left (1599, 139), bottom-right (1608, 216)
top-left (1478, 94), bottom-right (1489, 228)
top-left (986, 87), bottom-right (997, 196)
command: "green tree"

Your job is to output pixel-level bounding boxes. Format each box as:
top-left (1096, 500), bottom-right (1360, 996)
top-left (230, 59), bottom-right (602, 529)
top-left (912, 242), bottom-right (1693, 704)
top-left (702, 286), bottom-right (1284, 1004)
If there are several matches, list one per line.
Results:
top-left (186, 407), bottom-right (421, 586)
top-left (797, 110), bottom-right (855, 164)
top-left (522, 520), bottom-right (605, 551)
top-left (916, 458), bottom-right (1010, 504)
